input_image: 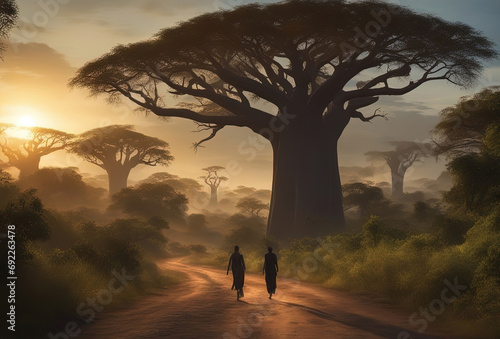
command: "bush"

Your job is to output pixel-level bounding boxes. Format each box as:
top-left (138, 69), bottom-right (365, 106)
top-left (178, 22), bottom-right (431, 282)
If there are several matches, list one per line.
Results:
top-left (189, 244), bottom-right (208, 254)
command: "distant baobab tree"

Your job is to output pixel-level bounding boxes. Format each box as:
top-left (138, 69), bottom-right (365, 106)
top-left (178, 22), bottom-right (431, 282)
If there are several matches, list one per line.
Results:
top-left (0, 126), bottom-right (73, 178)
top-left (69, 125), bottom-right (173, 195)
top-left (71, 0), bottom-right (497, 238)
top-left (365, 141), bottom-right (432, 199)
top-left (200, 166), bottom-right (227, 207)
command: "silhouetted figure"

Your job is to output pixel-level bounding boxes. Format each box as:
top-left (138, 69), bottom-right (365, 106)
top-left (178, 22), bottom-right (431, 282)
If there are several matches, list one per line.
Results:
top-left (262, 247), bottom-right (278, 299)
top-left (227, 245), bottom-right (245, 300)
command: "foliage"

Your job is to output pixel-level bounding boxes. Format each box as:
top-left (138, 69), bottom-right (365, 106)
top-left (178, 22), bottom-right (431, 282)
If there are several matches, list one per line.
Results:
top-left (0, 127), bottom-right (73, 177)
top-left (189, 244), bottom-right (208, 254)
top-left (141, 172), bottom-right (204, 194)
top-left (69, 125), bottom-right (172, 169)
top-left (444, 153), bottom-right (500, 213)
top-left (1, 189), bottom-right (50, 262)
top-left (109, 182), bottom-right (188, 220)
top-left (71, 0), bottom-right (497, 128)
top-left (0, 168), bottom-right (18, 208)
top-left (14, 211), bottom-right (172, 336)
top-left (277, 208), bottom-right (500, 336)
top-left (18, 167), bottom-right (106, 209)
top-left (342, 182), bottom-right (385, 218)
top-left (413, 200), bottom-right (441, 222)
top-left (432, 86), bottom-right (500, 158)
top-left (0, 0), bottom-right (18, 53)
top-left (236, 196), bottom-right (269, 216)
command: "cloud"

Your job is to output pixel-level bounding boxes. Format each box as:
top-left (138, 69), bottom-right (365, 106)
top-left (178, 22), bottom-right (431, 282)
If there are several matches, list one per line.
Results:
top-left (47, 0), bottom-right (212, 16)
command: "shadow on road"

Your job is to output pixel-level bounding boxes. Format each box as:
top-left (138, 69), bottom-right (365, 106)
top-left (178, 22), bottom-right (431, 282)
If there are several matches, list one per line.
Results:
top-left (273, 300), bottom-right (444, 339)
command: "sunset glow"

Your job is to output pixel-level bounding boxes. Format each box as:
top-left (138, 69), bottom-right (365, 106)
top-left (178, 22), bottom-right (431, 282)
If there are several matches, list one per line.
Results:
top-left (17, 114), bottom-right (36, 128)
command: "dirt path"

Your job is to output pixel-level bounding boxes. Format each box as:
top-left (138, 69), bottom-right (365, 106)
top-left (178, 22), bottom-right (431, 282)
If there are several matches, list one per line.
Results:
top-left (78, 259), bottom-right (467, 339)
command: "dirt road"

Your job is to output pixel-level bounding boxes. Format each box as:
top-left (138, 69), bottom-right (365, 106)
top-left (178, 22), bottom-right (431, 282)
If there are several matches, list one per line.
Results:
top-left (78, 259), bottom-right (466, 339)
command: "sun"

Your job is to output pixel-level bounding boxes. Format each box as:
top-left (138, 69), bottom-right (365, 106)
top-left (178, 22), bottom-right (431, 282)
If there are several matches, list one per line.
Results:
top-left (17, 115), bottom-right (37, 128)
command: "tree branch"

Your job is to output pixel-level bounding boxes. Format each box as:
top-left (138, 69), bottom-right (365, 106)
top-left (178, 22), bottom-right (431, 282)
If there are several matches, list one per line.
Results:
top-left (192, 123), bottom-right (224, 152)
top-left (349, 108), bottom-right (388, 123)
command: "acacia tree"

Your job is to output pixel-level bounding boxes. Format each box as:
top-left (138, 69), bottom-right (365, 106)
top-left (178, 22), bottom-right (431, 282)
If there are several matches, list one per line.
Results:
top-left (432, 87), bottom-right (500, 213)
top-left (200, 165), bottom-right (228, 207)
top-left (0, 0), bottom-right (17, 55)
top-left (70, 0), bottom-right (497, 238)
top-left (432, 86), bottom-right (500, 158)
top-left (236, 196), bottom-right (269, 217)
top-left (0, 126), bottom-right (73, 178)
top-left (342, 182), bottom-right (384, 219)
top-left (69, 125), bottom-right (173, 195)
top-left (365, 141), bottom-right (431, 199)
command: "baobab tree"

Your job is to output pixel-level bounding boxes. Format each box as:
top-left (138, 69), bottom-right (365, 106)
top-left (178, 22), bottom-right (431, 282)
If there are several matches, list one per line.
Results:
top-left (69, 125), bottom-right (173, 195)
top-left (365, 141), bottom-right (432, 199)
top-left (70, 0), bottom-right (497, 238)
top-left (200, 165), bottom-right (228, 207)
top-left (0, 126), bottom-right (73, 178)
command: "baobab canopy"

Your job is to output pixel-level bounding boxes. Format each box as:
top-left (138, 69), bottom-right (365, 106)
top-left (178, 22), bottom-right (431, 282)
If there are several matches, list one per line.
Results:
top-left (71, 0), bottom-right (497, 239)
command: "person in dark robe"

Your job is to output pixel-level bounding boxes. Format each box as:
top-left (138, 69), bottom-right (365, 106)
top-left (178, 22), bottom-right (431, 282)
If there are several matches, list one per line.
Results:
top-left (262, 246), bottom-right (278, 299)
top-left (227, 245), bottom-right (245, 300)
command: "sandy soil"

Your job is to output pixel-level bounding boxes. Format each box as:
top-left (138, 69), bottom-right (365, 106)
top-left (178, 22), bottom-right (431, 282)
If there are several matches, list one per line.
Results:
top-left (78, 258), bottom-right (470, 339)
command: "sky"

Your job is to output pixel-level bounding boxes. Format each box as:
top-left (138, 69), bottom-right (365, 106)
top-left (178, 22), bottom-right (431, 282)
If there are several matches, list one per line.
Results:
top-left (0, 0), bottom-right (499, 191)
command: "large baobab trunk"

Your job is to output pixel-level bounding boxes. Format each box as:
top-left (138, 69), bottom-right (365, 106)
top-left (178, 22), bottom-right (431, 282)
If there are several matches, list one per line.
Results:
top-left (266, 111), bottom-right (348, 239)
top-left (107, 167), bottom-right (131, 195)
top-left (16, 156), bottom-right (41, 179)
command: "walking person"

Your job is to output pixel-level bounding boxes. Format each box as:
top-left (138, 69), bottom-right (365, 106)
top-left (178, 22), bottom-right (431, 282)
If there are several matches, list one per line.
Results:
top-left (262, 247), bottom-right (278, 299)
top-left (227, 245), bottom-right (246, 300)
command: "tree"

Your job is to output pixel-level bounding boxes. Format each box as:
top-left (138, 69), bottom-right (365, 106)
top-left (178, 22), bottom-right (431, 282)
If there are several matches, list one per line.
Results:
top-left (18, 167), bottom-right (105, 209)
top-left (1, 189), bottom-right (50, 263)
top-left (0, 126), bottom-right (73, 178)
top-left (200, 166), bottom-right (228, 207)
top-left (445, 152), bottom-right (500, 214)
top-left (0, 0), bottom-right (17, 55)
top-left (109, 182), bottom-right (188, 221)
top-left (342, 182), bottom-right (385, 219)
top-left (69, 125), bottom-right (173, 194)
top-left (365, 141), bottom-right (432, 199)
top-left (433, 87), bottom-right (500, 214)
top-left (140, 172), bottom-right (205, 198)
top-left (432, 86), bottom-right (500, 158)
top-left (0, 168), bottom-right (17, 208)
top-left (0, 123), bottom-right (13, 169)
top-left (236, 196), bottom-right (269, 217)
top-left (70, 0), bottom-right (497, 239)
